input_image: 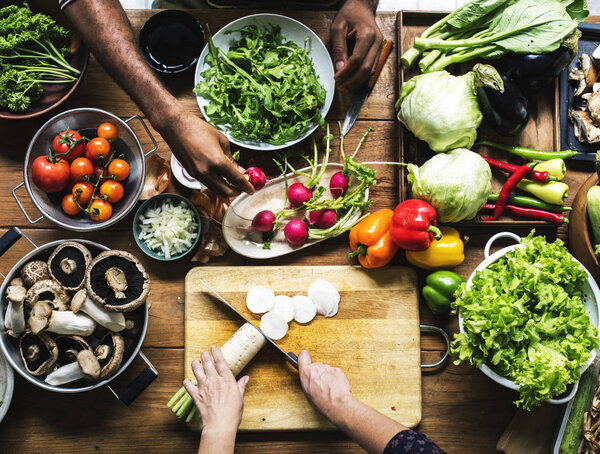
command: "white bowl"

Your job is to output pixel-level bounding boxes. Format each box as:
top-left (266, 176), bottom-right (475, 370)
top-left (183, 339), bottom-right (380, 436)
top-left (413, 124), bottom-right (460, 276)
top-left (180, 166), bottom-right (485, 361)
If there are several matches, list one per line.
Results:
top-left (0, 347), bottom-right (14, 423)
top-left (458, 232), bottom-right (600, 405)
top-left (194, 13), bottom-right (335, 151)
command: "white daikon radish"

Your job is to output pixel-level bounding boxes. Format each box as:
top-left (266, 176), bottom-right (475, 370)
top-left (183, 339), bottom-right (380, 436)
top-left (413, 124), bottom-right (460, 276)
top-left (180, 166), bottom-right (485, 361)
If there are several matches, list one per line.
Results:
top-left (292, 295), bottom-right (317, 324)
top-left (259, 311), bottom-right (288, 340)
top-left (308, 279), bottom-right (340, 318)
top-left (271, 295), bottom-right (294, 322)
top-left (246, 286), bottom-right (275, 314)
top-left (220, 322), bottom-right (268, 376)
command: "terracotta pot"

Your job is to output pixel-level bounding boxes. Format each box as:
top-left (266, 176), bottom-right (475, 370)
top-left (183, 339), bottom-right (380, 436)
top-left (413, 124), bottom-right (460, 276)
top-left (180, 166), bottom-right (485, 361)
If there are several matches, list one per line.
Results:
top-left (569, 173), bottom-right (600, 283)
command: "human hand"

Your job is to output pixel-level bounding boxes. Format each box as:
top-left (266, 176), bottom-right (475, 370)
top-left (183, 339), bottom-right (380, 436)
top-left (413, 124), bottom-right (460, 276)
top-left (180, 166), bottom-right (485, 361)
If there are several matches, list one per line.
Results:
top-left (183, 346), bottom-right (249, 435)
top-left (331, 0), bottom-right (383, 92)
top-left (159, 109), bottom-right (254, 197)
top-left (298, 350), bottom-right (353, 420)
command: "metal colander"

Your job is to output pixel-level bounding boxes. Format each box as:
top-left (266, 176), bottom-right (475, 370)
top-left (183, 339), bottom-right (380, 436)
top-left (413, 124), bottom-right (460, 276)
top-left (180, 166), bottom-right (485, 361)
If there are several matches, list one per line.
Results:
top-left (13, 108), bottom-right (157, 231)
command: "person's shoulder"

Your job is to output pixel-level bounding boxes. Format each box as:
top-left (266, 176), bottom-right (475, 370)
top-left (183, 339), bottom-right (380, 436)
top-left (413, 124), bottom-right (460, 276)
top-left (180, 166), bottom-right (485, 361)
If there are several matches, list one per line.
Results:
top-left (383, 429), bottom-right (447, 454)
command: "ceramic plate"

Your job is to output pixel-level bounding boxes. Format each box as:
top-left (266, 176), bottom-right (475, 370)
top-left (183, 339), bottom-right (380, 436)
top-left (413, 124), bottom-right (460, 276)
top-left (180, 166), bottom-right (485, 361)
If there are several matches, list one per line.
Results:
top-left (0, 347), bottom-right (14, 423)
top-left (194, 13), bottom-right (335, 151)
top-left (222, 163), bottom-right (367, 259)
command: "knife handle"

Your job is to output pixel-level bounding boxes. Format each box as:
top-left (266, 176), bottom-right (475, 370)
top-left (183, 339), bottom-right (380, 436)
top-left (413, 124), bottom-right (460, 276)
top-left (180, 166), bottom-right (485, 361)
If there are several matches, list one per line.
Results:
top-left (367, 39), bottom-right (393, 90)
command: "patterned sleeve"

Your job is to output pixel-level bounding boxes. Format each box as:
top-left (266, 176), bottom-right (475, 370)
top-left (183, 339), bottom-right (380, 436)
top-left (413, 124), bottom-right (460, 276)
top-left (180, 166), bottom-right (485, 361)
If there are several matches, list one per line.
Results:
top-left (58, 0), bottom-right (77, 9)
top-left (383, 430), bottom-right (446, 454)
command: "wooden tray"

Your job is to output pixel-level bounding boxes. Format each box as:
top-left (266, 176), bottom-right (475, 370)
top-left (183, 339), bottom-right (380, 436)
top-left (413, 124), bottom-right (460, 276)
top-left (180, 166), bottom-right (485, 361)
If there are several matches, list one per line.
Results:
top-left (397, 11), bottom-right (561, 228)
top-left (184, 265), bottom-right (421, 431)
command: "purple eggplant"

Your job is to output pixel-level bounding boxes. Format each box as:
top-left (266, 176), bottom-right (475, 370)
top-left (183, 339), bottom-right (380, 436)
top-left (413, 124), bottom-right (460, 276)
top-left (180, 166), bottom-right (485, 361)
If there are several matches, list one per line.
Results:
top-left (477, 73), bottom-right (529, 136)
top-left (503, 46), bottom-right (575, 91)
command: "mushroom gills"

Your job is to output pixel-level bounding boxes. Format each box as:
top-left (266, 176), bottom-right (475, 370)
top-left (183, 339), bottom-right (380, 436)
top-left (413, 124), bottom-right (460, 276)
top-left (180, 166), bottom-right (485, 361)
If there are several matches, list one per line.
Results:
top-left (48, 242), bottom-right (92, 291)
top-left (95, 333), bottom-right (125, 379)
top-left (19, 331), bottom-right (59, 376)
top-left (24, 279), bottom-right (70, 312)
top-left (45, 350), bottom-right (101, 386)
top-left (71, 289), bottom-right (125, 332)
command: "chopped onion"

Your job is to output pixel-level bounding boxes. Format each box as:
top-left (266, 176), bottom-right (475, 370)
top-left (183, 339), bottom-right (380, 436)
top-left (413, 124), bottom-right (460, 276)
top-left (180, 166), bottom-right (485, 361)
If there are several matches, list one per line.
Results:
top-left (137, 198), bottom-right (199, 259)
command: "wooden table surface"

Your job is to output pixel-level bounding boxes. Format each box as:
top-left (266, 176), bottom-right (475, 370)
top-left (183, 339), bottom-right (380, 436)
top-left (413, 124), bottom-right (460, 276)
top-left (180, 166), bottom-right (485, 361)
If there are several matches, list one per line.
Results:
top-left (0, 10), bottom-right (597, 454)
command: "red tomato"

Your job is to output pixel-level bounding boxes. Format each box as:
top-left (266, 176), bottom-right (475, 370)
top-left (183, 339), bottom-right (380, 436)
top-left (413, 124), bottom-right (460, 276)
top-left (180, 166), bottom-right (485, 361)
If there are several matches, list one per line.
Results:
top-left (99, 180), bottom-right (124, 203)
top-left (85, 137), bottom-right (111, 162)
top-left (61, 194), bottom-right (81, 216)
top-left (52, 130), bottom-right (85, 162)
top-left (31, 156), bottom-right (70, 193)
top-left (72, 182), bottom-right (94, 205)
top-left (97, 122), bottom-right (118, 141)
top-left (89, 199), bottom-right (112, 222)
top-left (107, 159), bottom-right (130, 181)
top-left (70, 157), bottom-right (93, 183)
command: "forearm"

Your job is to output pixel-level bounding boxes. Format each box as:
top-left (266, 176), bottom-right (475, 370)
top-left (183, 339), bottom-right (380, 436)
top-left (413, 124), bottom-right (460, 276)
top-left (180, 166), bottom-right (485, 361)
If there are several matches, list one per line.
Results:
top-left (198, 427), bottom-right (236, 454)
top-left (62, 0), bottom-right (182, 131)
top-left (327, 395), bottom-right (406, 454)
top-left (345, 0), bottom-right (379, 12)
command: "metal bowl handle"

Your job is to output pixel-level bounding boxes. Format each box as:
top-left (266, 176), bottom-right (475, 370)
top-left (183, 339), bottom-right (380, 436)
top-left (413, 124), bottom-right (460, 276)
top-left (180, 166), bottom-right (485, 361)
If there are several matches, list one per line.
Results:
top-left (12, 182), bottom-right (43, 224)
top-left (420, 324), bottom-right (450, 372)
top-left (108, 351), bottom-right (158, 406)
top-left (484, 232), bottom-right (521, 259)
top-left (547, 381), bottom-right (579, 405)
top-left (125, 115), bottom-right (158, 157)
top-left (0, 227), bottom-right (37, 280)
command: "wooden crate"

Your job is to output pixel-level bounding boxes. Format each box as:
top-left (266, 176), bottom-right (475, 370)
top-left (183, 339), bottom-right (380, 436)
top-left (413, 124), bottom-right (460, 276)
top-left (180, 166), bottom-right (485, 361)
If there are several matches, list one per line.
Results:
top-left (396, 11), bottom-right (561, 230)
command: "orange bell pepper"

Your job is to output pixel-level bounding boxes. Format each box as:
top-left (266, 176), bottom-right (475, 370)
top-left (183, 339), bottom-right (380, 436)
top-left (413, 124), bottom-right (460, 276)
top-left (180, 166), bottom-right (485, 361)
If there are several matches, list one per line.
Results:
top-left (349, 209), bottom-right (399, 268)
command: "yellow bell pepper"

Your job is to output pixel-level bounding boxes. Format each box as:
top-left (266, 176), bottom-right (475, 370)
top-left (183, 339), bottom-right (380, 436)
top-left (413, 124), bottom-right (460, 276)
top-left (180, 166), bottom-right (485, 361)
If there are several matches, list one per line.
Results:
top-left (405, 226), bottom-right (464, 270)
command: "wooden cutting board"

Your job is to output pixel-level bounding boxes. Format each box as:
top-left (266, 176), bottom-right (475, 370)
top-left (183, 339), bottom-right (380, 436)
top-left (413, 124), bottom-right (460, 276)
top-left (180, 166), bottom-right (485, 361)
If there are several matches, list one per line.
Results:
top-left (184, 265), bottom-right (421, 431)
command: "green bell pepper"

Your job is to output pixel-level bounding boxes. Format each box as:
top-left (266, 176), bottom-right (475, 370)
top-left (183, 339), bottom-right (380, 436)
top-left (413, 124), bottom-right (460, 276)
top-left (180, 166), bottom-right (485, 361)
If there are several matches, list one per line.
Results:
top-left (422, 270), bottom-right (465, 315)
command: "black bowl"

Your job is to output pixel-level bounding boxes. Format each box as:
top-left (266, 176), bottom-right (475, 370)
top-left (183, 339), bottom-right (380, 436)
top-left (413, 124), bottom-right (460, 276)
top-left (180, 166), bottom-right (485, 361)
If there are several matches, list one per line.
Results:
top-left (139, 10), bottom-right (204, 74)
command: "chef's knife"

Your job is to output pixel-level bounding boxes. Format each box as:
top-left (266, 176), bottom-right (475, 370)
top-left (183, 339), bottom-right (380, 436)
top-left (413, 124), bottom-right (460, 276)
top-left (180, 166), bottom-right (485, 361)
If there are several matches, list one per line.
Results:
top-left (196, 278), bottom-right (299, 370)
top-left (342, 39), bottom-right (394, 136)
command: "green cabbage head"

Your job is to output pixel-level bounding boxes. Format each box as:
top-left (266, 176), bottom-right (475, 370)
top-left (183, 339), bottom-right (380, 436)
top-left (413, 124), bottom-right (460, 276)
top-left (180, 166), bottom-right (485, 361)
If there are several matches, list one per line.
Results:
top-left (396, 64), bottom-right (503, 152)
top-left (408, 148), bottom-right (492, 222)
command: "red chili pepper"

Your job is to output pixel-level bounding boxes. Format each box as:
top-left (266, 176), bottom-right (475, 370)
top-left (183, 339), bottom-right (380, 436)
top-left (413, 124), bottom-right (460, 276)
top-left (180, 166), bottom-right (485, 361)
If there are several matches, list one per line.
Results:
top-left (481, 162), bottom-right (536, 221)
top-left (482, 204), bottom-right (568, 224)
top-left (390, 199), bottom-right (442, 251)
top-left (482, 156), bottom-right (554, 183)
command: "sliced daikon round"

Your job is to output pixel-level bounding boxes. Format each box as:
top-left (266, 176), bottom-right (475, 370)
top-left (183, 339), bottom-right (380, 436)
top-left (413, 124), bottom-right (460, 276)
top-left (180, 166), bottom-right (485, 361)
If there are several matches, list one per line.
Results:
top-left (308, 280), bottom-right (340, 317)
top-left (246, 286), bottom-right (275, 314)
top-left (326, 298), bottom-right (339, 318)
top-left (272, 295), bottom-right (295, 323)
top-left (292, 295), bottom-right (317, 324)
top-left (260, 311), bottom-right (288, 340)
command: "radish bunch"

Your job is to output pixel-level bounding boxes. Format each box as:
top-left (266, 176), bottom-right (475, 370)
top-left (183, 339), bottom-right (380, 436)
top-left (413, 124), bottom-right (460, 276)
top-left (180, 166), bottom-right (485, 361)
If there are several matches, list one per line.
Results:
top-left (246, 280), bottom-right (341, 340)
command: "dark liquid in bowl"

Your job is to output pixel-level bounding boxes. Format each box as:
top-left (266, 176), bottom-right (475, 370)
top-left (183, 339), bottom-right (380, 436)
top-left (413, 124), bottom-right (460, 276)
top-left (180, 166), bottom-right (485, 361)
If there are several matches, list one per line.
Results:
top-left (145, 22), bottom-right (202, 72)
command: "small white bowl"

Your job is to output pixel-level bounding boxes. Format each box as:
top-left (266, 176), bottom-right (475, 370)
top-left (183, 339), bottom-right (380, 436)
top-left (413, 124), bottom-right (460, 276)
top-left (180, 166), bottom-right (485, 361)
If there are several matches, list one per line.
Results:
top-left (458, 232), bottom-right (600, 405)
top-left (0, 347), bottom-right (14, 423)
top-left (194, 13), bottom-right (335, 151)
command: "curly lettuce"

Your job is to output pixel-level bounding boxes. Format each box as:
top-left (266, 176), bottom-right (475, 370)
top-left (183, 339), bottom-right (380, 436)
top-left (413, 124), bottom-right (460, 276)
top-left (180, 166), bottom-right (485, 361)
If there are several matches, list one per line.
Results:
top-left (451, 231), bottom-right (599, 409)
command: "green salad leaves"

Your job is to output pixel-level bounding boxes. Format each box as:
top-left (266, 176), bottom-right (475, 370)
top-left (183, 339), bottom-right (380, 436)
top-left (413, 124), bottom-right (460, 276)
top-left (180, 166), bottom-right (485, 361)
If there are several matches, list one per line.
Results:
top-left (451, 232), bottom-right (599, 409)
top-left (194, 23), bottom-right (326, 145)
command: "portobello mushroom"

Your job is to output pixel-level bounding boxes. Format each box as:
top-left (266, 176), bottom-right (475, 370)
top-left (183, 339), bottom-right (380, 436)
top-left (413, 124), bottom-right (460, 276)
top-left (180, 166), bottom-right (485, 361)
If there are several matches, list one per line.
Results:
top-left (569, 54), bottom-right (598, 97)
top-left (48, 242), bottom-right (92, 292)
top-left (20, 260), bottom-right (51, 288)
top-left (54, 335), bottom-right (91, 365)
top-left (19, 331), bottom-right (58, 376)
top-left (570, 110), bottom-right (600, 143)
top-left (45, 349), bottom-right (101, 386)
top-left (28, 301), bottom-right (96, 336)
top-left (71, 289), bottom-right (125, 332)
top-left (94, 332), bottom-right (125, 379)
top-left (24, 279), bottom-right (70, 312)
top-left (4, 285), bottom-right (26, 337)
top-left (85, 250), bottom-right (149, 312)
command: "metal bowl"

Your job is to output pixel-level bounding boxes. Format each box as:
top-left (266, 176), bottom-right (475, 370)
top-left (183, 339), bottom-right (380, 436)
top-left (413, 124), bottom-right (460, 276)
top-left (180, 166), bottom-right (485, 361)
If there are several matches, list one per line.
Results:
top-left (13, 108), bottom-right (157, 231)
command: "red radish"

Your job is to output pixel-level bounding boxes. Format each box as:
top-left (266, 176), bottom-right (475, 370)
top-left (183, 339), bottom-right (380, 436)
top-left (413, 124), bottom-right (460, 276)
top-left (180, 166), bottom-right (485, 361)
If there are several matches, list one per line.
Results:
top-left (246, 167), bottom-right (266, 190)
top-left (330, 171), bottom-right (349, 198)
top-left (309, 210), bottom-right (338, 229)
top-left (283, 219), bottom-right (308, 246)
top-left (251, 210), bottom-right (276, 232)
top-left (287, 183), bottom-right (313, 208)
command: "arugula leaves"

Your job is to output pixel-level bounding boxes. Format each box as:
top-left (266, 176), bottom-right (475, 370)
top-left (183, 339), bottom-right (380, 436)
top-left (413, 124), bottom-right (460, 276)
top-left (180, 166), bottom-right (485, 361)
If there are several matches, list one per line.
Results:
top-left (195, 23), bottom-right (326, 146)
top-left (451, 232), bottom-right (599, 409)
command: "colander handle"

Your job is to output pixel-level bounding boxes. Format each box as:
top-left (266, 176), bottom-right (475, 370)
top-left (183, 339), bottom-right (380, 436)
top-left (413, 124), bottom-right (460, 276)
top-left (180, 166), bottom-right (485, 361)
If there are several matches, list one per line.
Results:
top-left (125, 115), bottom-right (158, 157)
top-left (484, 232), bottom-right (521, 259)
top-left (12, 182), bottom-right (43, 224)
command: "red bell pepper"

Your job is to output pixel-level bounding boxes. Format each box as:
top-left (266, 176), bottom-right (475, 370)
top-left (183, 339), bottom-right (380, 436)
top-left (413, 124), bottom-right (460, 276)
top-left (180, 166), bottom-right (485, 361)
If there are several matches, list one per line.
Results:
top-left (390, 199), bottom-right (442, 251)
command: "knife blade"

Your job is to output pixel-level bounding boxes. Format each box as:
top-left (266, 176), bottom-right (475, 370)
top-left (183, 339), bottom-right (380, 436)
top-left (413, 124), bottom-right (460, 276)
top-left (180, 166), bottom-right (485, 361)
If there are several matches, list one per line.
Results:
top-left (196, 278), bottom-right (299, 370)
top-left (342, 39), bottom-right (393, 136)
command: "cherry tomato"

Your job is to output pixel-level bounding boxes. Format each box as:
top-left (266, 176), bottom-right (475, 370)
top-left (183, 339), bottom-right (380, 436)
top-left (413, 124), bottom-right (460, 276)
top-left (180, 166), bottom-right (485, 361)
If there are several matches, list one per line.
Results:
top-left (69, 157), bottom-right (93, 183)
top-left (85, 137), bottom-right (111, 162)
top-left (93, 165), bottom-right (111, 184)
top-left (31, 156), bottom-right (70, 193)
top-left (52, 130), bottom-right (85, 162)
top-left (99, 180), bottom-right (124, 203)
top-left (61, 194), bottom-right (81, 216)
top-left (108, 159), bottom-right (130, 181)
top-left (97, 122), bottom-right (118, 141)
top-left (89, 199), bottom-right (112, 222)
top-left (72, 182), bottom-right (94, 205)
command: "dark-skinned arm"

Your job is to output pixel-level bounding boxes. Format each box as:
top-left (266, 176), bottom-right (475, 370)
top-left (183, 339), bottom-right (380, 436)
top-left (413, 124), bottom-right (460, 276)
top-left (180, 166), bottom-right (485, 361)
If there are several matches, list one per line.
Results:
top-left (62, 0), bottom-right (253, 196)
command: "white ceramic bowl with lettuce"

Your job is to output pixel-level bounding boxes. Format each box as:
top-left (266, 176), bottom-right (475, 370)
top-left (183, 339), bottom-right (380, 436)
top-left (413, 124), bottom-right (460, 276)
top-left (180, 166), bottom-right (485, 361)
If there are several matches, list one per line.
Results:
top-left (457, 232), bottom-right (600, 405)
top-left (0, 347), bottom-right (14, 423)
top-left (194, 14), bottom-right (334, 151)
